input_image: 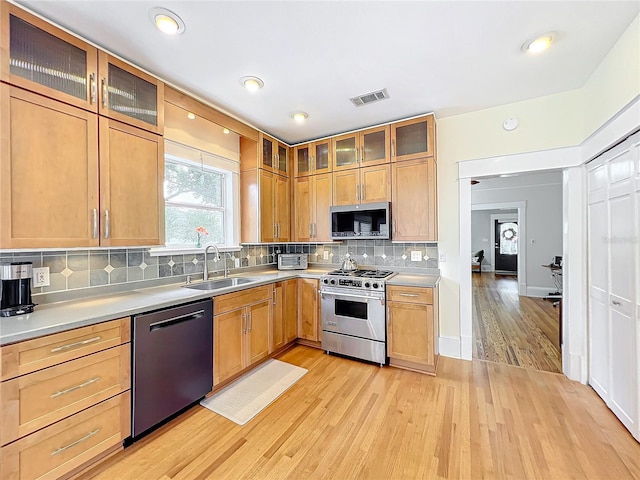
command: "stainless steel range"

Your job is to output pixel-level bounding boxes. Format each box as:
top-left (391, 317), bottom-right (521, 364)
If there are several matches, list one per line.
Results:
top-left (320, 268), bottom-right (396, 365)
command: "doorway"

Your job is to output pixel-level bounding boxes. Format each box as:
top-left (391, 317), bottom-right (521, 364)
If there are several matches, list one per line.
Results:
top-left (494, 218), bottom-right (518, 274)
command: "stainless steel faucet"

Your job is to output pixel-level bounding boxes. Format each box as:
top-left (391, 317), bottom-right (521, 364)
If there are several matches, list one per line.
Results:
top-left (203, 244), bottom-right (221, 281)
top-left (223, 252), bottom-right (233, 278)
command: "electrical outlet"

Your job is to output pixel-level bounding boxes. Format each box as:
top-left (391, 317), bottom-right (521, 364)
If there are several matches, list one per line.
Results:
top-left (410, 251), bottom-right (422, 262)
top-left (438, 252), bottom-right (446, 263)
top-left (32, 267), bottom-right (50, 287)
top-left (323, 250), bottom-right (329, 260)
top-left (234, 258), bottom-right (240, 268)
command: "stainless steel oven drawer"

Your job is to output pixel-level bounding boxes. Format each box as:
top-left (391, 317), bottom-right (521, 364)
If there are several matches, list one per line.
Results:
top-left (322, 331), bottom-right (386, 365)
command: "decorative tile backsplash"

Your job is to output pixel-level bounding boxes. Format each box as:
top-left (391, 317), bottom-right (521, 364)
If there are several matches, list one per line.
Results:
top-left (0, 240), bottom-right (437, 297)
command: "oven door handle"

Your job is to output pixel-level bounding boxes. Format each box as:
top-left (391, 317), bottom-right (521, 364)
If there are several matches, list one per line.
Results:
top-left (320, 290), bottom-right (383, 302)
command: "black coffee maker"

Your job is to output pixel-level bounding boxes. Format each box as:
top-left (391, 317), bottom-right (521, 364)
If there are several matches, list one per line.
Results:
top-left (0, 262), bottom-right (36, 317)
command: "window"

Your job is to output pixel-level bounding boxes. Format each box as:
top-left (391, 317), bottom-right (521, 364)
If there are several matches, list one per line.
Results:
top-left (163, 141), bottom-right (240, 248)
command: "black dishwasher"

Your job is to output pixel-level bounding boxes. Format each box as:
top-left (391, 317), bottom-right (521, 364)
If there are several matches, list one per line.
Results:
top-left (132, 299), bottom-right (213, 438)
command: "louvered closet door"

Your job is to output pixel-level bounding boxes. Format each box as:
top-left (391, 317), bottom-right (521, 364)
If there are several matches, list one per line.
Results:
top-left (587, 159), bottom-right (610, 401)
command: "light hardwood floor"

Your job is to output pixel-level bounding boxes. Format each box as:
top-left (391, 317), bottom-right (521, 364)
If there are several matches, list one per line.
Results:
top-left (82, 346), bottom-right (639, 480)
top-left (473, 272), bottom-right (562, 373)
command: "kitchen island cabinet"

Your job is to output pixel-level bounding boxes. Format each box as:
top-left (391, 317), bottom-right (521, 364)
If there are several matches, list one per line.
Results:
top-left (386, 285), bottom-right (439, 375)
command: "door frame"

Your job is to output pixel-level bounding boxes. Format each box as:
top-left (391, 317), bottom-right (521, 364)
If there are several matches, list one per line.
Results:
top-left (472, 203), bottom-right (526, 295)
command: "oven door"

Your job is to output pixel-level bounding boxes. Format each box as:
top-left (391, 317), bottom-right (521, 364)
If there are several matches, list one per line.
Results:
top-left (320, 288), bottom-right (385, 341)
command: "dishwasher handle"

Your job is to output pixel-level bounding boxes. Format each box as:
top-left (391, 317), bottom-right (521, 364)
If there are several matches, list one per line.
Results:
top-left (149, 310), bottom-right (205, 332)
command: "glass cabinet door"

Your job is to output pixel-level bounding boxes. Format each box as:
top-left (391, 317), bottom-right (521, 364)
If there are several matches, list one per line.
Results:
top-left (391, 115), bottom-right (435, 162)
top-left (333, 133), bottom-right (359, 171)
top-left (98, 52), bottom-right (163, 134)
top-left (311, 139), bottom-right (332, 174)
top-left (3, 5), bottom-right (98, 112)
top-left (361, 126), bottom-right (390, 165)
top-left (277, 144), bottom-right (288, 174)
top-left (294, 145), bottom-right (311, 177)
top-left (262, 136), bottom-right (274, 169)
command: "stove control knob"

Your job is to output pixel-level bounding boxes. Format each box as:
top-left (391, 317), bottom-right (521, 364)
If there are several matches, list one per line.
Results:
top-left (372, 282), bottom-right (379, 289)
top-left (364, 282), bottom-right (370, 288)
top-left (323, 279), bottom-right (328, 284)
top-left (330, 279), bottom-right (336, 285)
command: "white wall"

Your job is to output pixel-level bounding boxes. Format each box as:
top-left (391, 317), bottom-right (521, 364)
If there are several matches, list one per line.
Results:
top-left (472, 172), bottom-right (563, 294)
top-left (471, 209), bottom-right (517, 271)
top-left (435, 14), bottom-right (640, 342)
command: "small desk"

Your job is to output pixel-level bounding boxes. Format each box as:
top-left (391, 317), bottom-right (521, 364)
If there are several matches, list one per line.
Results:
top-left (541, 264), bottom-right (563, 348)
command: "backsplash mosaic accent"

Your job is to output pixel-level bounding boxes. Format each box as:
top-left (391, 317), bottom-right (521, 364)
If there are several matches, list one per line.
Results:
top-left (1, 240), bottom-right (437, 297)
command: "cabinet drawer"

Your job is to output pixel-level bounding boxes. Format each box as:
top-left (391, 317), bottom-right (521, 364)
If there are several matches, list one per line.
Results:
top-left (0, 345), bottom-right (130, 446)
top-left (0, 391), bottom-right (130, 480)
top-left (0, 318), bottom-right (130, 381)
top-left (214, 285), bottom-right (273, 315)
top-left (387, 286), bottom-right (433, 304)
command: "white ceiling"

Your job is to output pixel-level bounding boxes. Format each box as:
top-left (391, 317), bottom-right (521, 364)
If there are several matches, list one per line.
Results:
top-left (17, 1), bottom-right (639, 145)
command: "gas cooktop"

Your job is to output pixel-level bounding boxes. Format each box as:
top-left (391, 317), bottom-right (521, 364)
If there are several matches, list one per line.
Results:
top-left (326, 268), bottom-right (395, 279)
top-left (321, 269), bottom-right (396, 292)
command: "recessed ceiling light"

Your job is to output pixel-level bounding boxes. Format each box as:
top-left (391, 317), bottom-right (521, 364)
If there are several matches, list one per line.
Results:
top-left (522, 33), bottom-right (555, 54)
top-left (223, 128), bottom-right (230, 134)
top-left (291, 112), bottom-right (308, 123)
top-left (240, 76), bottom-right (264, 92)
top-left (187, 112), bottom-right (196, 120)
top-left (149, 8), bottom-right (185, 35)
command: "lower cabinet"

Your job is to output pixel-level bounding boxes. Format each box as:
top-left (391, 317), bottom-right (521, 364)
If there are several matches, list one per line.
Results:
top-left (386, 285), bottom-right (439, 374)
top-left (272, 279), bottom-right (298, 351)
top-left (213, 285), bottom-right (273, 386)
top-left (297, 278), bottom-right (321, 343)
top-left (0, 317), bottom-right (131, 480)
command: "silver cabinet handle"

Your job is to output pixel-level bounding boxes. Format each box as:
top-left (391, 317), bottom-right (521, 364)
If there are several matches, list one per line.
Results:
top-left (51, 377), bottom-right (100, 398)
top-left (309, 223), bottom-right (313, 238)
top-left (104, 209), bottom-right (110, 239)
top-left (273, 223), bottom-right (277, 239)
top-left (101, 78), bottom-right (107, 108)
top-left (313, 223), bottom-right (317, 238)
top-left (278, 223), bottom-right (281, 239)
top-left (248, 312), bottom-right (252, 332)
top-left (392, 220), bottom-right (397, 234)
top-left (92, 208), bottom-right (98, 239)
top-left (51, 336), bottom-right (101, 353)
top-left (361, 183), bottom-right (365, 201)
top-left (272, 289), bottom-right (277, 305)
top-left (242, 312), bottom-right (247, 334)
top-left (399, 293), bottom-right (419, 297)
top-left (391, 139), bottom-right (396, 157)
top-left (51, 428), bottom-right (100, 456)
top-left (355, 184), bottom-right (359, 201)
top-left (89, 73), bottom-right (96, 104)
top-left (612, 300), bottom-right (621, 306)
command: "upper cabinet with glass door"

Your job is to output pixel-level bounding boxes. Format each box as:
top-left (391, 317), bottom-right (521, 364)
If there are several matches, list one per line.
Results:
top-left (390, 115), bottom-right (435, 162)
top-left (0, 3), bottom-right (99, 112)
top-left (98, 52), bottom-right (164, 134)
top-left (333, 126), bottom-right (390, 172)
top-left (295, 139), bottom-right (332, 177)
top-left (261, 134), bottom-right (289, 176)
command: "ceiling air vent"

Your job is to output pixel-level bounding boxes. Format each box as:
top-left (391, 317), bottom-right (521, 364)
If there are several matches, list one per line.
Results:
top-left (350, 88), bottom-right (389, 107)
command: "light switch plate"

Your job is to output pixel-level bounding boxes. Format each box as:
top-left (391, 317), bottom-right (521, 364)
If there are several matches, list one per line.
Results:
top-left (33, 267), bottom-right (50, 287)
top-left (323, 250), bottom-right (329, 260)
top-left (411, 251), bottom-right (422, 262)
top-left (438, 252), bottom-right (446, 262)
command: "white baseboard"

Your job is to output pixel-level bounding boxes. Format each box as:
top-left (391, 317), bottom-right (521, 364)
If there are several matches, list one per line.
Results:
top-left (526, 286), bottom-right (559, 298)
top-left (439, 336), bottom-right (461, 359)
top-left (460, 335), bottom-right (472, 360)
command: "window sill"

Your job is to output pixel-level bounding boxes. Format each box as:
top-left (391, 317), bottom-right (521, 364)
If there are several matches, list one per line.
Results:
top-left (148, 246), bottom-right (242, 257)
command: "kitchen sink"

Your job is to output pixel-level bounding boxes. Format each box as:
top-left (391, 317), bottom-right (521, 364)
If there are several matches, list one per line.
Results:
top-left (183, 277), bottom-right (259, 290)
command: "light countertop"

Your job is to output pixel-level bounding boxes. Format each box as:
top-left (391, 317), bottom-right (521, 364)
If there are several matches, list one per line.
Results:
top-left (0, 267), bottom-right (438, 346)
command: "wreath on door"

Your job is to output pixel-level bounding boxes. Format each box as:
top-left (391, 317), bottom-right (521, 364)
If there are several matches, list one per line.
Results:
top-left (501, 227), bottom-right (516, 241)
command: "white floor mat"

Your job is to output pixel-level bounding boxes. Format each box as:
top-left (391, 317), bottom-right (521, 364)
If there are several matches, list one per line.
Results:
top-left (200, 359), bottom-right (307, 426)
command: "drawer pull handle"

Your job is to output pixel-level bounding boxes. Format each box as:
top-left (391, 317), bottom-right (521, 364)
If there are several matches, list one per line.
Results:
top-left (612, 300), bottom-right (621, 306)
top-left (50, 336), bottom-right (102, 353)
top-left (399, 293), bottom-right (419, 297)
top-left (51, 377), bottom-right (101, 398)
top-left (51, 428), bottom-right (101, 456)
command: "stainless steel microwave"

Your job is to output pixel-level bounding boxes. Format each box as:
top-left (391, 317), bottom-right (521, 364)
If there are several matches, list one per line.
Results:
top-left (330, 202), bottom-right (391, 240)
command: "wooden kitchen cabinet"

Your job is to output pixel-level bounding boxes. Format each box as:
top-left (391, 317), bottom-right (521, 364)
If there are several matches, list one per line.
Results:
top-left (294, 139), bottom-right (332, 177)
top-left (0, 85), bottom-right (99, 249)
top-left (386, 285), bottom-right (439, 375)
top-left (391, 115), bottom-right (435, 162)
top-left (0, 2), bottom-right (99, 112)
top-left (333, 164), bottom-right (390, 206)
top-left (258, 170), bottom-right (290, 242)
top-left (391, 157), bottom-right (437, 241)
top-left (241, 133), bottom-right (289, 176)
top-left (213, 285), bottom-right (273, 385)
top-left (297, 278), bottom-right (321, 343)
top-left (272, 279), bottom-right (298, 351)
top-left (333, 126), bottom-right (390, 172)
top-left (293, 173), bottom-right (332, 241)
top-left (99, 118), bottom-right (164, 246)
top-left (0, 317), bottom-right (131, 479)
top-left (98, 52), bottom-right (164, 134)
